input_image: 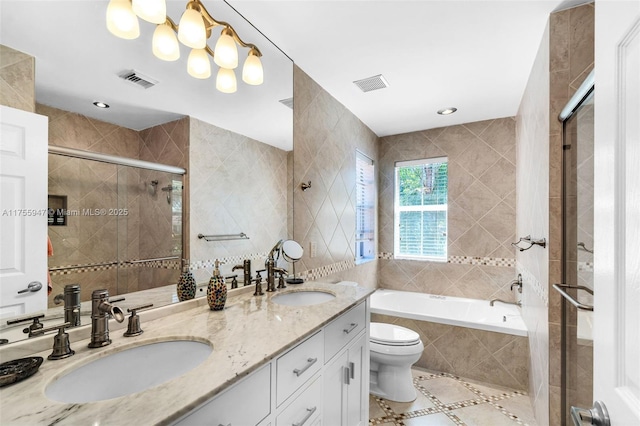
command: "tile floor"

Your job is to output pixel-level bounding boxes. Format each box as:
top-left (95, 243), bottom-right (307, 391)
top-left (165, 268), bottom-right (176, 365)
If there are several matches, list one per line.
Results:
top-left (369, 368), bottom-right (538, 426)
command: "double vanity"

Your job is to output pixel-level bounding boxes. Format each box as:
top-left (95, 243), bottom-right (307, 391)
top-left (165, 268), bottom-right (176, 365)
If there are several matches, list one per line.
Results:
top-left (0, 282), bottom-right (373, 425)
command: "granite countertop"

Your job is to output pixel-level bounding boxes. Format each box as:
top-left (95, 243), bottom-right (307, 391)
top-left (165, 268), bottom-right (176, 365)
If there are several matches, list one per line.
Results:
top-left (0, 282), bottom-right (374, 425)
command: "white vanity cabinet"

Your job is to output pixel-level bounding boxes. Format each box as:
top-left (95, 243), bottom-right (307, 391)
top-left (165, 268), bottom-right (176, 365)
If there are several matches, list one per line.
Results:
top-left (172, 300), bottom-right (369, 426)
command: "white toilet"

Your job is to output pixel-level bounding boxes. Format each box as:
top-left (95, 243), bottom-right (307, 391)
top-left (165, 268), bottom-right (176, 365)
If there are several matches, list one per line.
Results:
top-left (369, 322), bottom-right (424, 402)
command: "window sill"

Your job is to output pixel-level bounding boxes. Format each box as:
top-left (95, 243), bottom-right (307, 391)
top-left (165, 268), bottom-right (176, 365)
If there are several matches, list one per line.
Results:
top-left (355, 256), bottom-right (375, 266)
top-left (393, 255), bottom-right (447, 263)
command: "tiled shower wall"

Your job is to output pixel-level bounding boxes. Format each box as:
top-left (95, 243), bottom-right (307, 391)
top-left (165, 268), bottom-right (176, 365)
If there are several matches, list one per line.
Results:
top-left (0, 45), bottom-right (35, 112)
top-left (515, 4), bottom-right (594, 424)
top-left (188, 117), bottom-right (288, 283)
top-left (377, 118), bottom-right (518, 301)
top-left (516, 22), bottom-right (551, 426)
top-left (547, 5), bottom-right (594, 424)
top-left (292, 65), bottom-right (379, 289)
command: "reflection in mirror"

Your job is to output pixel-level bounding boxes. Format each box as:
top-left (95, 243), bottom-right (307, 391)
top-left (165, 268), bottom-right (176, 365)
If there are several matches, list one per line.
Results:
top-left (47, 152), bottom-right (184, 308)
top-left (0, 0), bottom-right (293, 344)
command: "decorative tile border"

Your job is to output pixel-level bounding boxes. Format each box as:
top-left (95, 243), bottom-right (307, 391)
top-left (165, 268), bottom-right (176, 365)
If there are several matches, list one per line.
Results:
top-left (378, 253), bottom-right (515, 268)
top-left (369, 371), bottom-right (533, 426)
top-left (49, 259), bottom-right (180, 276)
top-left (298, 259), bottom-right (355, 281)
top-left (189, 252), bottom-right (269, 271)
top-left (578, 261), bottom-right (593, 272)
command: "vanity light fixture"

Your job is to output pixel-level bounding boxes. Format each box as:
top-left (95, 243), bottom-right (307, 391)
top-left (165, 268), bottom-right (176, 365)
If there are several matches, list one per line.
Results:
top-left (93, 101), bottom-right (110, 109)
top-left (437, 107), bottom-right (457, 115)
top-left (106, 0), bottom-right (263, 93)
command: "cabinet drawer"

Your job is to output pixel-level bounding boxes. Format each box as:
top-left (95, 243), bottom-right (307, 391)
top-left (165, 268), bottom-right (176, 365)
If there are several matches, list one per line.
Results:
top-left (174, 363), bottom-right (271, 426)
top-left (276, 375), bottom-right (322, 426)
top-left (276, 330), bottom-right (323, 406)
top-left (324, 302), bottom-right (366, 362)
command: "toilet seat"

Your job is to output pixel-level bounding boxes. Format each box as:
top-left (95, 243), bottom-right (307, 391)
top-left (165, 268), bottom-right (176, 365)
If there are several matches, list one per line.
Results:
top-left (370, 323), bottom-right (421, 346)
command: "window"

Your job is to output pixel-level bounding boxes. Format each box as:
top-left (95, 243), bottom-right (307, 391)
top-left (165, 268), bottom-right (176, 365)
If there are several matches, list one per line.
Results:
top-left (356, 151), bottom-right (375, 263)
top-left (394, 157), bottom-right (448, 261)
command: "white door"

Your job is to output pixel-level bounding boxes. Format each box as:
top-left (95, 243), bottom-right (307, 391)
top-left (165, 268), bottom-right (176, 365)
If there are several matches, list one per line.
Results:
top-left (0, 106), bottom-right (48, 319)
top-left (593, 1), bottom-right (640, 424)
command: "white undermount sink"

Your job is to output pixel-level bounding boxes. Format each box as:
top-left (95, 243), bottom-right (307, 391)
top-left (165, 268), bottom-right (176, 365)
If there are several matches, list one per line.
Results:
top-left (45, 340), bottom-right (212, 403)
top-left (271, 290), bottom-right (336, 306)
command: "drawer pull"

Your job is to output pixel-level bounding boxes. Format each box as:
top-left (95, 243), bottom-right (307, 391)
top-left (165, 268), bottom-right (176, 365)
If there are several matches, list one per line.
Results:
top-left (217, 424), bottom-right (231, 426)
top-left (292, 407), bottom-right (317, 426)
top-left (349, 361), bottom-right (355, 379)
top-left (293, 357), bottom-right (318, 377)
top-left (343, 322), bottom-right (358, 334)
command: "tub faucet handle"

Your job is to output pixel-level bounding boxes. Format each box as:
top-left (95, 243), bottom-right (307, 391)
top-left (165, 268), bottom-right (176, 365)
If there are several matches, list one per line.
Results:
top-left (510, 274), bottom-right (523, 293)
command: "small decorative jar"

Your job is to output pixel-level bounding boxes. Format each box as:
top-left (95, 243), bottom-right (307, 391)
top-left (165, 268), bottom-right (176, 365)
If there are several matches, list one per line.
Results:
top-left (177, 266), bottom-right (196, 302)
top-left (207, 260), bottom-right (227, 311)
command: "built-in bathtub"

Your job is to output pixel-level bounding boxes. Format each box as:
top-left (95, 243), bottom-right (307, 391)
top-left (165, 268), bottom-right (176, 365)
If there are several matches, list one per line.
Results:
top-left (370, 289), bottom-right (528, 337)
top-left (370, 289), bottom-right (530, 391)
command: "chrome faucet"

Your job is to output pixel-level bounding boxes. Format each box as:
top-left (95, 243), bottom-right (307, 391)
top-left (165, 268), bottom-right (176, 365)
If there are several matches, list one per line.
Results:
top-left (232, 259), bottom-right (252, 286)
top-left (88, 289), bottom-right (125, 348)
top-left (53, 284), bottom-right (82, 327)
top-left (489, 299), bottom-right (522, 307)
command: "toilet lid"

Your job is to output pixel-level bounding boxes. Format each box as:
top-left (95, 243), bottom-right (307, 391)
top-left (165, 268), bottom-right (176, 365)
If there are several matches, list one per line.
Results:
top-left (370, 322), bottom-right (421, 346)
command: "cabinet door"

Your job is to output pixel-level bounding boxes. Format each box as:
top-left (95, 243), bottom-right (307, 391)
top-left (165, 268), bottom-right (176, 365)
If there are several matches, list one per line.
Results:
top-left (346, 333), bottom-right (367, 426)
top-left (323, 331), bottom-right (368, 426)
top-left (174, 363), bottom-right (271, 426)
top-left (323, 350), bottom-right (348, 426)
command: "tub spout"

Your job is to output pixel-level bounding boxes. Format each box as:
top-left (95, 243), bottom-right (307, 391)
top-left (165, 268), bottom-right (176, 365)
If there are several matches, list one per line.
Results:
top-left (489, 298), bottom-right (522, 307)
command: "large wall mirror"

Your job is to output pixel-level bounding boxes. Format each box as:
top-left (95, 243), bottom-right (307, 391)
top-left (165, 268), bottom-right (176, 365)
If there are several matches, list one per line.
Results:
top-left (0, 0), bottom-right (293, 344)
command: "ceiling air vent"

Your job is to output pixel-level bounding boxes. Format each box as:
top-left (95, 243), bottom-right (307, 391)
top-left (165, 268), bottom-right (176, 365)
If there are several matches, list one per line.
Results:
top-left (353, 74), bottom-right (389, 93)
top-left (119, 70), bottom-right (158, 89)
top-left (279, 97), bottom-right (294, 109)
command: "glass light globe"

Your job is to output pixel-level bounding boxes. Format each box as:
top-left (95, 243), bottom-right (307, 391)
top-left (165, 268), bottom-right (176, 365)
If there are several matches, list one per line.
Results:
top-left (242, 51), bottom-right (263, 85)
top-left (187, 49), bottom-right (211, 79)
top-left (106, 0), bottom-right (140, 40)
top-left (152, 23), bottom-right (180, 61)
top-left (216, 67), bottom-right (237, 93)
top-left (178, 8), bottom-right (206, 49)
top-left (213, 28), bottom-right (238, 69)
top-left (132, 0), bottom-right (166, 24)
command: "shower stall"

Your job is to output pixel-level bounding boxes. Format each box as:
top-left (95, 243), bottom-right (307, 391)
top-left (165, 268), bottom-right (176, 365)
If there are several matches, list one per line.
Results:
top-left (47, 146), bottom-right (184, 307)
top-left (556, 71), bottom-right (595, 424)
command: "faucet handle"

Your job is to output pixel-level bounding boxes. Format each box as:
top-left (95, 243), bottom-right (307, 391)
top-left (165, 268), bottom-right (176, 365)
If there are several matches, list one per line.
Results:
top-left (225, 275), bottom-right (238, 289)
top-left (7, 314), bottom-right (46, 337)
top-left (109, 296), bottom-right (126, 303)
top-left (31, 322), bottom-right (75, 360)
top-left (123, 304), bottom-right (154, 337)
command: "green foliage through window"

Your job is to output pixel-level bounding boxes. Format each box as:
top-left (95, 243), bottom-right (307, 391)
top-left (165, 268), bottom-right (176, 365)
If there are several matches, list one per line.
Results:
top-left (394, 159), bottom-right (448, 260)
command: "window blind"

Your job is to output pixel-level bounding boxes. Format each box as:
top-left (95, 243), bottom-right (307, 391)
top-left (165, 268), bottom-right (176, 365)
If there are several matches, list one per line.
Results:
top-left (394, 158), bottom-right (448, 261)
top-left (356, 151), bottom-right (375, 263)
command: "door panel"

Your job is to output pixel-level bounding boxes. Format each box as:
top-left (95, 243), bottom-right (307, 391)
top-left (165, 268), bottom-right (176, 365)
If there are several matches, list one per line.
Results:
top-left (0, 106), bottom-right (48, 318)
top-left (593, 1), bottom-right (640, 424)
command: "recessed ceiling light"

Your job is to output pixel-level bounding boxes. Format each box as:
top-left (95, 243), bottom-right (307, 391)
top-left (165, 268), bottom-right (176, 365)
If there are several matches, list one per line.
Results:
top-left (437, 107), bottom-right (457, 115)
top-left (93, 101), bottom-right (110, 109)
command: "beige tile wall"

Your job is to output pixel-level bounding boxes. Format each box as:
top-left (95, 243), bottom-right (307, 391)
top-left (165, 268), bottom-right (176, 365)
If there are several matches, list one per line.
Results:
top-left (516, 21), bottom-right (551, 426)
top-left (377, 118), bottom-right (518, 301)
top-left (188, 117), bottom-right (288, 283)
top-left (293, 65), bottom-right (379, 289)
top-left (372, 313), bottom-right (529, 391)
top-left (0, 45), bottom-right (35, 112)
top-left (515, 4), bottom-right (594, 424)
top-left (547, 5), bottom-right (594, 424)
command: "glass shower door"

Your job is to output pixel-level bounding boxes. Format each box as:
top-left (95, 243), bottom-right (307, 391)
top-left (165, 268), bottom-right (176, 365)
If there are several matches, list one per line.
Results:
top-left (561, 92), bottom-right (594, 424)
